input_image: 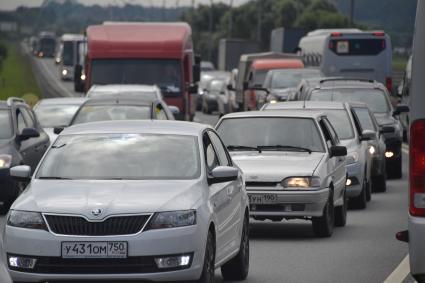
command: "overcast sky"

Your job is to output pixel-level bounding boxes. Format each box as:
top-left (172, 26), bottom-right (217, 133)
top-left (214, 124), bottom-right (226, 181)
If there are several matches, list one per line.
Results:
top-left (0, 0), bottom-right (250, 11)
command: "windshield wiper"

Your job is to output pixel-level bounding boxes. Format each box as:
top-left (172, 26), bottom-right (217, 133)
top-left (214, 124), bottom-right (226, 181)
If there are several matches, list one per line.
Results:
top-left (227, 145), bottom-right (261, 152)
top-left (257, 145), bottom-right (312, 154)
top-left (38, 176), bottom-right (73, 180)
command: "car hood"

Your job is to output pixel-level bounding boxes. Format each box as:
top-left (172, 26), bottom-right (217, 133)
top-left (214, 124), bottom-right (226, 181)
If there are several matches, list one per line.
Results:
top-left (374, 113), bottom-right (395, 126)
top-left (230, 151), bottom-right (324, 182)
top-left (12, 179), bottom-right (204, 218)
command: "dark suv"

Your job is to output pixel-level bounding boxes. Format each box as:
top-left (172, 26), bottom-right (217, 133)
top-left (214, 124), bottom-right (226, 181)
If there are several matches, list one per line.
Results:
top-left (0, 97), bottom-right (50, 212)
top-left (302, 78), bottom-right (409, 179)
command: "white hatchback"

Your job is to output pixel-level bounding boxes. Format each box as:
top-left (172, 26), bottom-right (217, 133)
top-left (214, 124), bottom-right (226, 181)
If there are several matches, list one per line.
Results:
top-left (4, 120), bottom-right (249, 283)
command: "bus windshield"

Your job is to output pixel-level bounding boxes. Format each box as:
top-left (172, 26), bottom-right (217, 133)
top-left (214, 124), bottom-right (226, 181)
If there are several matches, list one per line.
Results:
top-left (91, 59), bottom-right (182, 97)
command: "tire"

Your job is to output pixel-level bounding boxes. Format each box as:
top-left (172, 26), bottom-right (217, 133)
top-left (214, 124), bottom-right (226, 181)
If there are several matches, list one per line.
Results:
top-left (387, 155), bottom-right (402, 179)
top-left (221, 214), bottom-right (249, 281)
top-left (312, 192), bottom-right (334, 237)
top-left (334, 190), bottom-right (347, 227)
top-left (197, 230), bottom-right (215, 283)
top-left (350, 175), bottom-right (367, 209)
top-left (366, 176), bottom-right (372, 202)
top-left (372, 174), bottom-right (387, 193)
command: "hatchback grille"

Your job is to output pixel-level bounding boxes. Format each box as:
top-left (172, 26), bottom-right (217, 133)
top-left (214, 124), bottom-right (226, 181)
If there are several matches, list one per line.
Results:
top-left (44, 214), bottom-right (151, 236)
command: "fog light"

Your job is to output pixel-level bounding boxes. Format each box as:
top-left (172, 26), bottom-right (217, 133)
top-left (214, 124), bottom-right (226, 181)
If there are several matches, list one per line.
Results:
top-left (8, 256), bottom-right (37, 269)
top-left (154, 254), bottom-right (191, 269)
top-left (385, 151), bottom-right (394, 158)
top-left (346, 178), bottom-right (352, 186)
top-left (62, 69), bottom-right (68, 76)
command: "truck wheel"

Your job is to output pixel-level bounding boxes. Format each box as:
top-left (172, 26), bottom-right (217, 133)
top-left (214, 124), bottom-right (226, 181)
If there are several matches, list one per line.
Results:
top-left (197, 230), bottom-right (215, 283)
top-left (334, 190), bottom-right (347, 227)
top-left (387, 156), bottom-right (402, 179)
top-left (372, 174), bottom-right (387, 192)
top-left (221, 214), bottom-right (249, 280)
top-left (312, 193), bottom-right (334, 237)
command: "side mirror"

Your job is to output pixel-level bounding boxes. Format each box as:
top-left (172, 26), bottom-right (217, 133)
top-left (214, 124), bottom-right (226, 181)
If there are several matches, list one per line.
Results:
top-left (169, 106), bottom-right (180, 116)
top-left (188, 83), bottom-right (198, 94)
top-left (10, 165), bottom-right (31, 182)
top-left (329, 145), bottom-right (347, 157)
top-left (208, 166), bottom-right (238, 184)
top-left (53, 127), bottom-right (64, 135)
top-left (380, 126), bottom-right (395, 134)
top-left (19, 128), bottom-right (40, 141)
top-left (227, 84), bottom-right (235, 91)
top-left (74, 64), bottom-right (85, 93)
top-left (393, 104), bottom-right (410, 116)
top-left (360, 130), bottom-right (376, 141)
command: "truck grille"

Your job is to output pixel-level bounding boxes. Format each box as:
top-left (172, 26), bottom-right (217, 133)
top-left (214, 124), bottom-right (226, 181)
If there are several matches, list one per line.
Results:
top-left (44, 214), bottom-right (151, 236)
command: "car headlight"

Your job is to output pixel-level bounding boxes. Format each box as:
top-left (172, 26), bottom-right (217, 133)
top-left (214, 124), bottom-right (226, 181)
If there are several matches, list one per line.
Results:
top-left (7, 210), bottom-right (47, 230)
top-left (369, 145), bottom-right (376, 155)
top-left (147, 210), bottom-right (196, 230)
top-left (62, 69), bottom-right (68, 76)
top-left (0, 155), bottom-right (12, 169)
top-left (346, 152), bottom-right (359, 164)
top-left (281, 177), bottom-right (321, 189)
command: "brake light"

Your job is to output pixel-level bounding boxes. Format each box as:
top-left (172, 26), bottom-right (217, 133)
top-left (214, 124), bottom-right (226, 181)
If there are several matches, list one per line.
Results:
top-left (373, 31), bottom-right (385, 36)
top-left (386, 77), bottom-right (392, 92)
top-left (331, 32), bottom-right (342, 37)
top-left (410, 120), bottom-right (425, 217)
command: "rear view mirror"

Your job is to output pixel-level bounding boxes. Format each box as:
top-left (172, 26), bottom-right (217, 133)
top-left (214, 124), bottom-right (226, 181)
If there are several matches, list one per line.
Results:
top-left (10, 165), bottom-right (31, 182)
top-left (209, 166), bottom-right (238, 184)
top-left (393, 104), bottom-right (409, 116)
top-left (360, 130), bottom-right (376, 141)
top-left (380, 126), bottom-right (395, 134)
top-left (329, 145), bottom-right (347, 157)
top-left (19, 128), bottom-right (40, 141)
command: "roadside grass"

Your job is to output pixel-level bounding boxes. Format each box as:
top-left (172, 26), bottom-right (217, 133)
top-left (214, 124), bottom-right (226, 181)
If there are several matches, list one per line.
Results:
top-left (0, 40), bottom-right (41, 105)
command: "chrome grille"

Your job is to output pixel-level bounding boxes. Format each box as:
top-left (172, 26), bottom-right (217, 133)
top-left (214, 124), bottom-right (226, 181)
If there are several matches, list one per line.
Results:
top-left (44, 214), bottom-right (151, 236)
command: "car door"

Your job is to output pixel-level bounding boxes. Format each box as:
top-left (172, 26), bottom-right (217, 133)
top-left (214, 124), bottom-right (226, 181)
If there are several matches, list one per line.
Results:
top-left (320, 118), bottom-right (346, 202)
top-left (203, 131), bottom-right (236, 264)
top-left (208, 130), bottom-right (243, 257)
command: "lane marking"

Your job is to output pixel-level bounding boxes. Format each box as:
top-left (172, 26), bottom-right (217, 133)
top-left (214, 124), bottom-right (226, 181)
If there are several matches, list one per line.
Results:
top-left (384, 255), bottom-right (415, 283)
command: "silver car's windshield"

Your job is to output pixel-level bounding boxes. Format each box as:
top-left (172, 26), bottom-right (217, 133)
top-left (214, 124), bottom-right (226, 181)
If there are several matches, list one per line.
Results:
top-left (72, 105), bottom-right (151, 125)
top-left (35, 104), bottom-right (81, 127)
top-left (324, 110), bottom-right (354, 140)
top-left (0, 110), bottom-right (12, 139)
top-left (37, 134), bottom-right (201, 180)
top-left (310, 88), bottom-right (389, 113)
top-left (268, 70), bottom-right (322, 89)
top-left (217, 117), bottom-right (325, 152)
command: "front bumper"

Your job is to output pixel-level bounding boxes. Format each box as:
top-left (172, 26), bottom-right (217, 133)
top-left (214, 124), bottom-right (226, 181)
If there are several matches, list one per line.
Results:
top-left (4, 224), bottom-right (205, 282)
top-left (346, 162), bottom-right (363, 198)
top-left (247, 187), bottom-right (330, 218)
top-left (408, 215), bottom-right (425, 278)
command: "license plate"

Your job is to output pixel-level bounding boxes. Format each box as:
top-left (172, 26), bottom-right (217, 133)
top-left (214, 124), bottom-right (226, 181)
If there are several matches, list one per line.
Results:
top-left (61, 242), bottom-right (128, 259)
top-left (249, 194), bottom-right (278, 204)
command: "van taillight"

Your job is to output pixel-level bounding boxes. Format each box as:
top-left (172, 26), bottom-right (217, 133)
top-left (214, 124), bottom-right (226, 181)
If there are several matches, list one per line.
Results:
top-left (373, 31), bottom-right (385, 36)
top-left (410, 120), bottom-right (425, 217)
top-left (331, 32), bottom-right (342, 37)
top-left (386, 77), bottom-right (392, 92)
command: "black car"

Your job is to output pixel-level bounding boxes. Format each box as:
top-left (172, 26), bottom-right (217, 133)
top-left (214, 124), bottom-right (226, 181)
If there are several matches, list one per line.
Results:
top-left (0, 97), bottom-right (50, 212)
top-left (303, 78), bottom-right (409, 179)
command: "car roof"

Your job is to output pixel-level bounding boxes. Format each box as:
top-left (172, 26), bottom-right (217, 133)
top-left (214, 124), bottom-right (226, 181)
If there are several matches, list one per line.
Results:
top-left (88, 84), bottom-right (160, 93)
top-left (36, 97), bottom-right (87, 105)
top-left (315, 78), bottom-right (384, 89)
top-left (83, 96), bottom-right (158, 106)
top-left (221, 110), bottom-right (325, 120)
top-left (265, 101), bottom-right (347, 110)
top-left (61, 120), bottom-right (210, 136)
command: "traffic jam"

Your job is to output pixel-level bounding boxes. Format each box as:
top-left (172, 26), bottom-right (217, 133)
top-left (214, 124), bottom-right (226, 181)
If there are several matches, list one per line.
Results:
top-left (0, 1), bottom-right (424, 282)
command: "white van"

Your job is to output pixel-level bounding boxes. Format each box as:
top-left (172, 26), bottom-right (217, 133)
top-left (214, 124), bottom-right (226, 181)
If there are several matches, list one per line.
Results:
top-left (59, 34), bottom-right (86, 81)
top-left (298, 29), bottom-right (393, 91)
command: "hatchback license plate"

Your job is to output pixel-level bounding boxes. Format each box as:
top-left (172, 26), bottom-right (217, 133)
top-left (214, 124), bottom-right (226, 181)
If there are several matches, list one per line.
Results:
top-left (62, 242), bottom-right (127, 258)
top-left (249, 194), bottom-right (278, 204)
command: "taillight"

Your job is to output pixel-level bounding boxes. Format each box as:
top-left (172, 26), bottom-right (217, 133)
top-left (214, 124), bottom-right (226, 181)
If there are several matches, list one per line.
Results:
top-left (331, 32), bottom-right (342, 37)
top-left (410, 120), bottom-right (425, 217)
top-left (373, 31), bottom-right (385, 36)
top-left (386, 77), bottom-right (392, 92)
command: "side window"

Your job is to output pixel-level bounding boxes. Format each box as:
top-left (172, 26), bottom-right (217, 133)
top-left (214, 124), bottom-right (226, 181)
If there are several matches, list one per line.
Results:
top-left (16, 109), bottom-right (26, 133)
top-left (319, 119), bottom-right (334, 148)
top-left (323, 118), bottom-right (339, 144)
top-left (352, 107), bottom-right (376, 132)
top-left (208, 131), bottom-right (231, 166)
top-left (21, 108), bottom-right (36, 128)
top-left (155, 104), bottom-right (168, 120)
top-left (203, 133), bottom-right (219, 173)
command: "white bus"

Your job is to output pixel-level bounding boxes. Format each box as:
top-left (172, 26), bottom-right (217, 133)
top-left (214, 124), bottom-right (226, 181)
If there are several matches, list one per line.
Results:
top-left (59, 34), bottom-right (86, 81)
top-left (298, 29), bottom-right (393, 91)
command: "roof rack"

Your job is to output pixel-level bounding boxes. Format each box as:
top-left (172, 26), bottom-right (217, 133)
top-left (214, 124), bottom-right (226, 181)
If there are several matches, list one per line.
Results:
top-left (7, 97), bottom-right (25, 106)
top-left (319, 77), bottom-right (375, 84)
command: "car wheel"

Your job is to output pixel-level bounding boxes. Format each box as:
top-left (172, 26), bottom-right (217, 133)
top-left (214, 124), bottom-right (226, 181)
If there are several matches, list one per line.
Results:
top-left (334, 190), bottom-right (347, 227)
top-left (372, 174), bottom-right (387, 192)
top-left (312, 193), bottom-right (334, 237)
top-left (197, 230), bottom-right (215, 283)
top-left (387, 155), bottom-right (402, 179)
top-left (350, 175), bottom-right (367, 209)
top-left (366, 174), bottom-right (372, 202)
top-left (221, 214), bottom-right (249, 281)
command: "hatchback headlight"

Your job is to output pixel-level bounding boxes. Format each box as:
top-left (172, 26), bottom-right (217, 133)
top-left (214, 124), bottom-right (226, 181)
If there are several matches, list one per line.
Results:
top-left (281, 177), bottom-right (321, 189)
top-left (346, 152), bottom-right (359, 165)
top-left (148, 210), bottom-right (196, 230)
top-left (7, 210), bottom-right (47, 230)
top-left (369, 145), bottom-right (376, 155)
top-left (0, 154), bottom-right (12, 169)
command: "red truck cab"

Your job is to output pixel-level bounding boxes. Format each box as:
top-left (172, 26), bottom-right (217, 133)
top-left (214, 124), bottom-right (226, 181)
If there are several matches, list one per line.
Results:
top-left (78, 22), bottom-right (199, 120)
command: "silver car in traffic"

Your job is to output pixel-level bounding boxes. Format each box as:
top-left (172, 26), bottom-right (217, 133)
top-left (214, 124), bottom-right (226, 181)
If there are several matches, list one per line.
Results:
top-left (5, 120), bottom-right (250, 282)
top-left (216, 111), bottom-right (347, 237)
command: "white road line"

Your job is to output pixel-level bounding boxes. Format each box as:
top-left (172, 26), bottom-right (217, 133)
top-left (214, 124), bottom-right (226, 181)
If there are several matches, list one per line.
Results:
top-left (384, 255), bottom-right (415, 283)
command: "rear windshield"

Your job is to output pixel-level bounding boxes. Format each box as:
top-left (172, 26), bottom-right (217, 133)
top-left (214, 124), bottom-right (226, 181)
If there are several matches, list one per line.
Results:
top-left (329, 39), bottom-right (386, 56)
top-left (72, 105), bottom-right (151, 125)
top-left (0, 110), bottom-right (12, 139)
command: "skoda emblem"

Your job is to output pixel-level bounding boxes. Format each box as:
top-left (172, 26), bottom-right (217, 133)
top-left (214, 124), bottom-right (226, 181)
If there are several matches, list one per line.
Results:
top-left (91, 208), bottom-right (102, 217)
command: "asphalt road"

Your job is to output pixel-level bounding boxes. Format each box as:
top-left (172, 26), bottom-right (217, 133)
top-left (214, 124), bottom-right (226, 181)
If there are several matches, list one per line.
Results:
top-left (0, 55), bottom-right (413, 283)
